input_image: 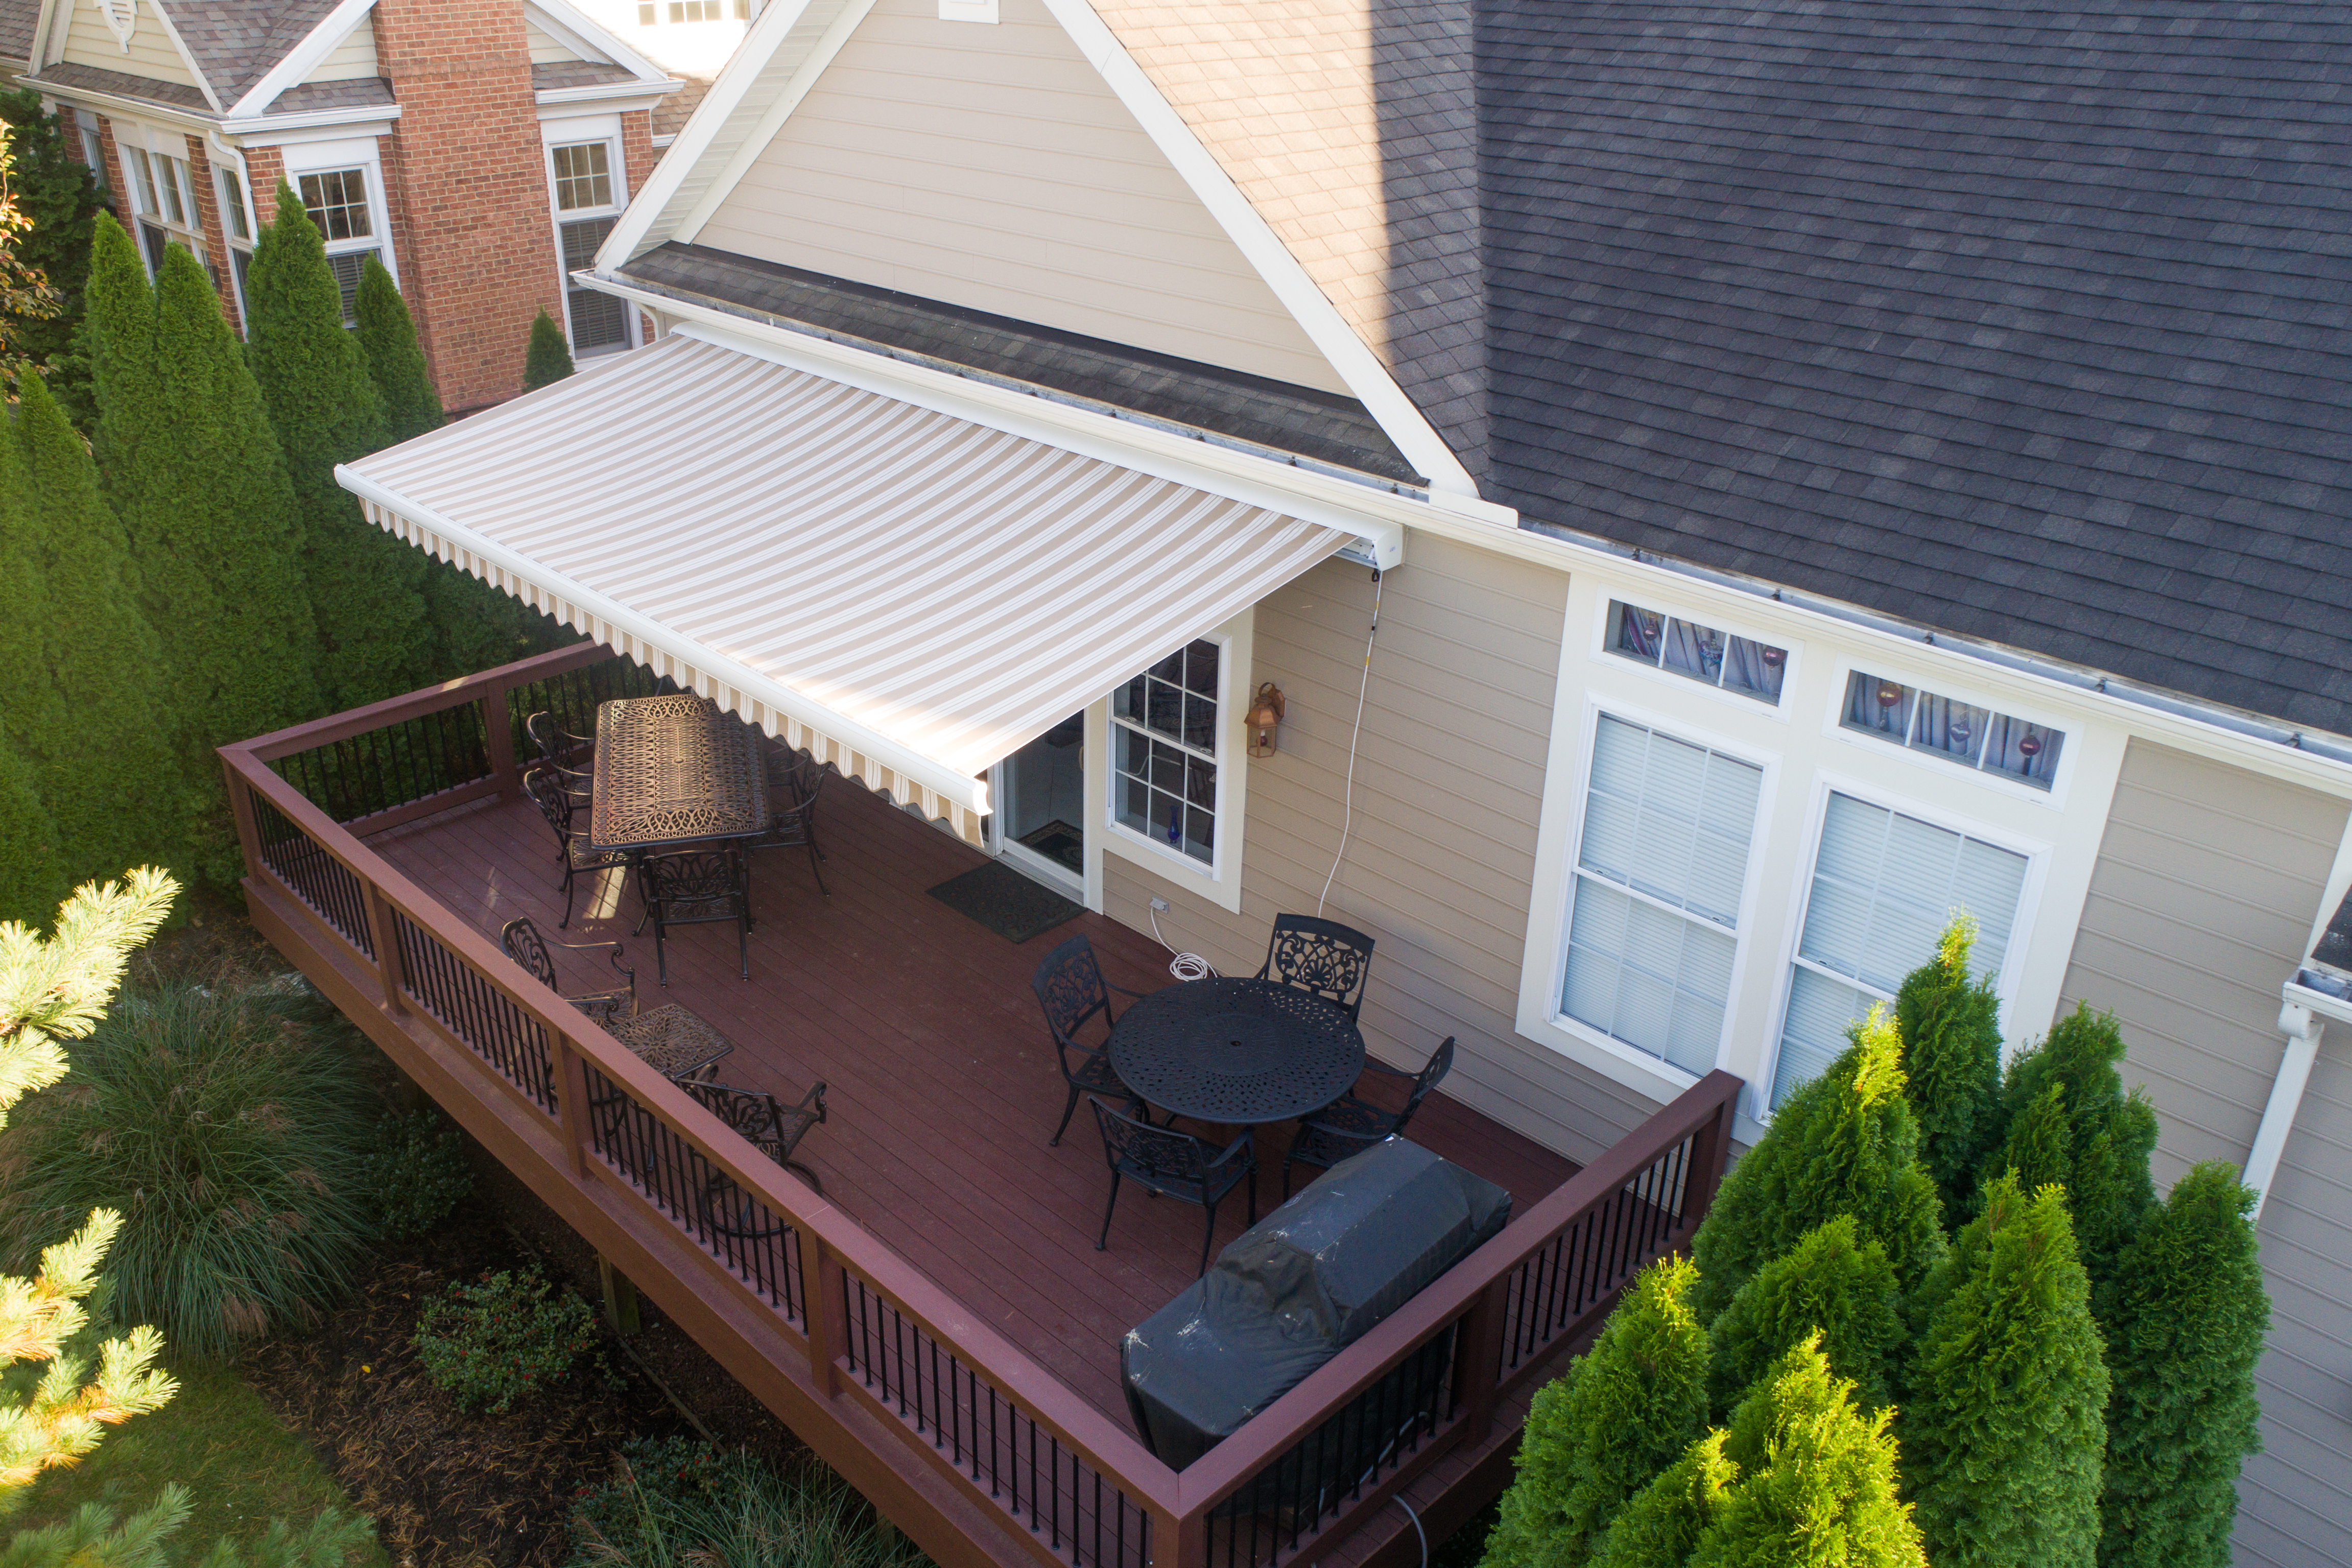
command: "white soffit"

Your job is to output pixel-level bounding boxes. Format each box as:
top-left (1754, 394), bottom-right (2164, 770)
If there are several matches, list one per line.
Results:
top-left (337, 335), bottom-right (1347, 843)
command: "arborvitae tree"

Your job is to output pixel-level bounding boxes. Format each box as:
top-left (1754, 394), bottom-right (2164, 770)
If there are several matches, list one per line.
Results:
top-left (245, 181), bottom-right (426, 708)
top-left (354, 255), bottom-right (442, 445)
top-left (0, 392), bottom-right (69, 803)
top-left (1483, 1257), bottom-right (1712, 1568)
top-left (0, 733), bottom-right (64, 928)
top-left (115, 246), bottom-right (319, 883)
top-left (1690, 1007), bottom-right (1947, 1321)
top-left (1590, 1432), bottom-right (1737, 1568)
top-left (1895, 916), bottom-right (2005, 1221)
top-left (15, 371), bottom-right (178, 888)
top-left (79, 216), bottom-right (153, 494)
top-left (1706, 1217), bottom-right (1905, 1420)
top-left (2098, 1163), bottom-right (2268, 1568)
top-left (1686, 1337), bottom-right (1927, 1568)
top-left (0, 93), bottom-right (104, 421)
top-left (1903, 1174), bottom-right (2109, 1568)
top-left (522, 307), bottom-right (574, 390)
top-left (1990, 1005), bottom-right (2159, 1306)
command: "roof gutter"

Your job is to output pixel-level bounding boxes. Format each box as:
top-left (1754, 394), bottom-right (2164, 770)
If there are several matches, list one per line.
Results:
top-left (1524, 518), bottom-right (2352, 771)
top-left (26, 76), bottom-right (221, 135)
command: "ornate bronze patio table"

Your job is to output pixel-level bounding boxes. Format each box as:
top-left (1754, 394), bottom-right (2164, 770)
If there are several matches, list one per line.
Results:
top-left (587, 694), bottom-right (770, 853)
top-left (1108, 977), bottom-right (1366, 1127)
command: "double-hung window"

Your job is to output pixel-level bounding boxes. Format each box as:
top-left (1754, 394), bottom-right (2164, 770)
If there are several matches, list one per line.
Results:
top-left (1558, 715), bottom-right (1763, 1077)
top-left (217, 167), bottom-right (255, 329)
top-left (549, 139), bottom-right (630, 357)
top-left (298, 167), bottom-right (380, 327)
top-left (1111, 639), bottom-right (1221, 867)
top-left (1772, 793), bottom-right (2029, 1108)
top-left (123, 147), bottom-right (172, 275)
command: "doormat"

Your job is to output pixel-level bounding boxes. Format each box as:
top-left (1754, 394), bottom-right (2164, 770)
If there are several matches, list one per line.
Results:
top-left (928, 862), bottom-right (1085, 945)
top-left (1018, 820), bottom-right (1084, 873)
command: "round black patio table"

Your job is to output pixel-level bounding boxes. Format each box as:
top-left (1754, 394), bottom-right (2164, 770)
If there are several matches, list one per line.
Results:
top-left (1107, 977), bottom-right (1366, 1126)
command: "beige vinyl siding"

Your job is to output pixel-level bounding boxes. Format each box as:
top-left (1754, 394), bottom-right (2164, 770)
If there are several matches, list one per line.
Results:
top-left (1104, 538), bottom-right (1662, 1168)
top-left (301, 19), bottom-right (379, 82)
top-left (62, 4), bottom-right (205, 93)
top-left (2056, 739), bottom-right (2352, 1568)
top-left (693, 0), bottom-right (1349, 396)
top-left (526, 19), bottom-right (585, 65)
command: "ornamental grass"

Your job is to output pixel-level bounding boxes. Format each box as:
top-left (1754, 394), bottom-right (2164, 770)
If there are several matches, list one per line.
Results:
top-left (567, 1436), bottom-right (931, 1568)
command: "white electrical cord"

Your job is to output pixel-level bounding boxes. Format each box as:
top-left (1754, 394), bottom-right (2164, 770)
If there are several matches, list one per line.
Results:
top-left (1148, 904), bottom-right (1217, 981)
top-left (1397, 1498), bottom-right (1429, 1568)
top-left (1318, 569), bottom-right (1384, 916)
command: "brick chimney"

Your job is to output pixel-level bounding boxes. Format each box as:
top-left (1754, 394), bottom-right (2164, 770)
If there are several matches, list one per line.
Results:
top-left (369, 0), bottom-right (563, 412)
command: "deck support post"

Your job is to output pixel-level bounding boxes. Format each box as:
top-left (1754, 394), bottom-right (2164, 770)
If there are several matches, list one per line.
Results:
top-left (555, 1038), bottom-right (594, 1180)
top-left (807, 1233), bottom-right (846, 1397)
top-left (1453, 1278), bottom-right (1509, 1445)
top-left (481, 683), bottom-right (521, 800)
top-left (364, 883), bottom-right (407, 1015)
top-left (598, 1254), bottom-right (643, 1335)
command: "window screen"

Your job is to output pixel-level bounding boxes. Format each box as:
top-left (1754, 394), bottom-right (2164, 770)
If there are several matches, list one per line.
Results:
top-left (1560, 716), bottom-right (1763, 1076)
top-left (551, 142), bottom-right (613, 211)
top-left (1772, 792), bottom-right (2028, 1107)
top-left (299, 169), bottom-right (372, 242)
top-left (1112, 639), bottom-right (1220, 865)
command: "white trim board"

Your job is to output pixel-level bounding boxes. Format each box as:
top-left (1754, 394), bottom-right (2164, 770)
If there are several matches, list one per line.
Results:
top-left (226, 0), bottom-right (376, 117)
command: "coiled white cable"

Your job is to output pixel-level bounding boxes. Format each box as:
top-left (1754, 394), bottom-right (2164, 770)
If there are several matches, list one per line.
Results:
top-left (1148, 905), bottom-right (1217, 981)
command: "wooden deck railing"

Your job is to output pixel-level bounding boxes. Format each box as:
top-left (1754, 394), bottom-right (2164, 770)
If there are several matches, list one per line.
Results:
top-left (221, 644), bottom-right (1742, 1568)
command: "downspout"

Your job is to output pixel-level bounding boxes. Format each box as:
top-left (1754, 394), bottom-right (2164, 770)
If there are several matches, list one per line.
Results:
top-left (2247, 992), bottom-right (2326, 1222)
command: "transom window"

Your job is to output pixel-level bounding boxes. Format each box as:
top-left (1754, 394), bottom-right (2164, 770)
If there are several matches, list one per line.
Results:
top-left (1112, 639), bottom-right (1220, 867)
top-left (551, 142), bottom-right (612, 211)
top-left (670, 0), bottom-right (723, 18)
top-left (1841, 671), bottom-right (2064, 790)
top-left (1773, 792), bottom-right (2028, 1108)
top-left (1560, 716), bottom-right (1763, 1077)
top-left (1608, 600), bottom-right (1788, 704)
top-left (299, 168), bottom-right (372, 242)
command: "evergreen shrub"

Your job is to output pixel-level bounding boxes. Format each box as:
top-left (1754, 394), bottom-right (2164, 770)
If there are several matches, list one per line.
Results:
top-left (363, 1109), bottom-right (474, 1241)
top-left (1903, 1174), bottom-right (2109, 1568)
top-left (522, 308), bottom-right (574, 390)
top-left (0, 669), bottom-right (65, 927)
top-left (354, 255), bottom-right (442, 446)
top-left (1895, 917), bottom-right (2005, 1220)
top-left (1706, 1216), bottom-right (1904, 1419)
top-left (413, 1267), bottom-right (598, 1414)
top-left (566, 1436), bottom-right (930, 1568)
top-left (0, 91), bottom-right (104, 419)
top-left (1481, 1257), bottom-right (1709, 1568)
top-left (2098, 1163), bottom-right (2268, 1568)
top-left (1689, 1007), bottom-right (1946, 1321)
top-left (0, 968), bottom-right (377, 1359)
top-left (1588, 1432), bottom-right (1736, 1568)
top-left (1991, 1005), bottom-right (2159, 1303)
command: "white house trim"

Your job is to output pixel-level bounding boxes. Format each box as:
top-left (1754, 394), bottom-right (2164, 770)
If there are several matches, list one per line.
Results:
top-left (140, 0), bottom-right (228, 113)
top-left (527, 0), bottom-right (672, 82)
top-left (224, 0), bottom-right (376, 118)
top-left (669, 0), bottom-right (876, 243)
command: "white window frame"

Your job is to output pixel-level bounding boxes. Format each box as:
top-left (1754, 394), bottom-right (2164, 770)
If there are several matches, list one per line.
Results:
top-left (1534, 695), bottom-right (1778, 1096)
top-left (540, 115), bottom-right (636, 358)
top-left (1099, 607), bottom-right (1252, 913)
top-left (1754, 772), bottom-right (2049, 1121)
top-left (114, 125), bottom-right (206, 278)
top-left (1822, 655), bottom-right (2080, 808)
top-left (281, 139), bottom-right (397, 312)
top-left (1589, 592), bottom-right (1802, 721)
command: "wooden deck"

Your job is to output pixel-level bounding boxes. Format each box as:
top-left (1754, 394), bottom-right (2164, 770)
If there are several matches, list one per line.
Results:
top-left (368, 775), bottom-right (1579, 1428)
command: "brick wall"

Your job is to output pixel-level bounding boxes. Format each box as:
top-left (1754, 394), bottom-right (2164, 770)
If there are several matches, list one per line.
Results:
top-left (246, 145), bottom-right (289, 224)
top-left (185, 134), bottom-right (240, 333)
top-left (372, 0), bottom-right (563, 412)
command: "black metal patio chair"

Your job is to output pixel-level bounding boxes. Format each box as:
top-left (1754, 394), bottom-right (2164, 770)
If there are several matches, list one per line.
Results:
top-left (748, 770), bottom-right (827, 895)
top-left (636, 847), bottom-right (753, 984)
top-left (682, 1077), bottom-right (829, 1197)
top-left (500, 916), bottom-right (636, 1027)
top-left (525, 709), bottom-right (594, 772)
top-left (1090, 1098), bottom-right (1257, 1276)
top-left (523, 766), bottom-right (632, 927)
top-left (1032, 933), bottom-right (1140, 1145)
top-left (1282, 1036), bottom-right (1456, 1196)
top-left (1255, 913), bottom-right (1377, 1023)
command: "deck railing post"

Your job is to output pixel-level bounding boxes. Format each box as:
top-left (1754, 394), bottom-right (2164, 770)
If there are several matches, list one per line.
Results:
top-left (554, 1035), bottom-right (594, 1180)
top-left (1159, 1501), bottom-right (1204, 1568)
top-left (1679, 1095), bottom-right (1736, 1239)
top-left (806, 1233), bottom-right (845, 1396)
top-left (1452, 1275), bottom-right (1511, 1445)
top-left (222, 753), bottom-right (264, 880)
top-left (363, 881), bottom-right (407, 1015)
top-left (481, 681), bottom-right (521, 798)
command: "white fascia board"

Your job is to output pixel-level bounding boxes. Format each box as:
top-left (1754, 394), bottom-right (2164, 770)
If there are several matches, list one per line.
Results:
top-left (222, 109), bottom-right (399, 144)
top-left (332, 461), bottom-right (992, 817)
top-left (30, 1), bottom-right (60, 68)
top-left (528, 0), bottom-right (671, 82)
top-left (671, 0), bottom-right (874, 243)
top-left (597, 0), bottom-right (846, 267)
top-left (224, 0), bottom-right (376, 118)
top-left (146, 0), bottom-right (227, 113)
top-left (1034, 0), bottom-right (1478, 501)
top-left (536, 85), bottom-right (679, 114)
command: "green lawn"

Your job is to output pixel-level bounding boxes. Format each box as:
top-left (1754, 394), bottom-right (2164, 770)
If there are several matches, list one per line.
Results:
top-left (12, 1359), bottom-right (386, 1567)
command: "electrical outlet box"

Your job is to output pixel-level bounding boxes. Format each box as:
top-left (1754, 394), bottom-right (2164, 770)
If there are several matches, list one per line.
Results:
top-left (1150, 896), bottom-right (1170, 913)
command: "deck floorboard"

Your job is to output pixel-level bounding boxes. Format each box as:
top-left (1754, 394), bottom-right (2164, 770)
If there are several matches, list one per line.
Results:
top-left (368, 777), bottom-right (1578, 1427)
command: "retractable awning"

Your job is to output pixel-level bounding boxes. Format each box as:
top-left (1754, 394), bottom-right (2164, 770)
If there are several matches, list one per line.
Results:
top-left (337, 331), bottom-right (1350, 843)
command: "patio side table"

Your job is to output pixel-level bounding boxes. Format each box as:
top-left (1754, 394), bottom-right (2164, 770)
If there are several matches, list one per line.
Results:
top-left (607, 1002), bottom-right (735, 1083)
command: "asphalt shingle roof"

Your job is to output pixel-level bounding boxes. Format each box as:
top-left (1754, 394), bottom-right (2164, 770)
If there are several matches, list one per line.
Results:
top-left (162, 0), bottom-right (344, 106)
top-left (0, 0), bottom-right (36, 63)
top-left (1481, 1), bottom-right (2352, 733)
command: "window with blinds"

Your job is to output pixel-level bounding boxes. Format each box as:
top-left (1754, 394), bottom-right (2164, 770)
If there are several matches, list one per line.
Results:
top-left (560, 216), bottom-right (629, 353)
top-left (1771, 792), bottom-right (2029, 1108)
top-left (1559, 715), bottom-right (1764, 1077)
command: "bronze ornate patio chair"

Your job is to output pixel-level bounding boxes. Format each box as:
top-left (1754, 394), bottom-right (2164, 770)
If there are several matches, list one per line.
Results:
top-left (636, 848), bottom-right (753, 984)
top-left (749, 770), bottom-right (827, 895)
top-left (1282, 1036), bottom-right (1456, 1196)
top-left (1254, 914), bottom-right (1376, 1023)
top-left (1090, 1098), bottom-right (1256, 1276)
top-left (522, 766), bottom-right (632, 928)
top-left (525, 709), bottom-right (595, 771)
top-left (500, 915), bottom-right (635, 1027)
top-left (682, 1077), bottom-right (828, 1196)
top-left (1032, 933), bottom-right (1140, 1145)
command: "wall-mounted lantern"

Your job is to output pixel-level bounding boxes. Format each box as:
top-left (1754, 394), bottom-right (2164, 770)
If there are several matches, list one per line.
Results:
top-left (1246, 682), bottom-right (1286, 757)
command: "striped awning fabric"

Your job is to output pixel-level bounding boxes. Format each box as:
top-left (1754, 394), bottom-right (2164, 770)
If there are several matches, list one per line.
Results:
top-left (339, 333), bottom-right (1348, 844)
